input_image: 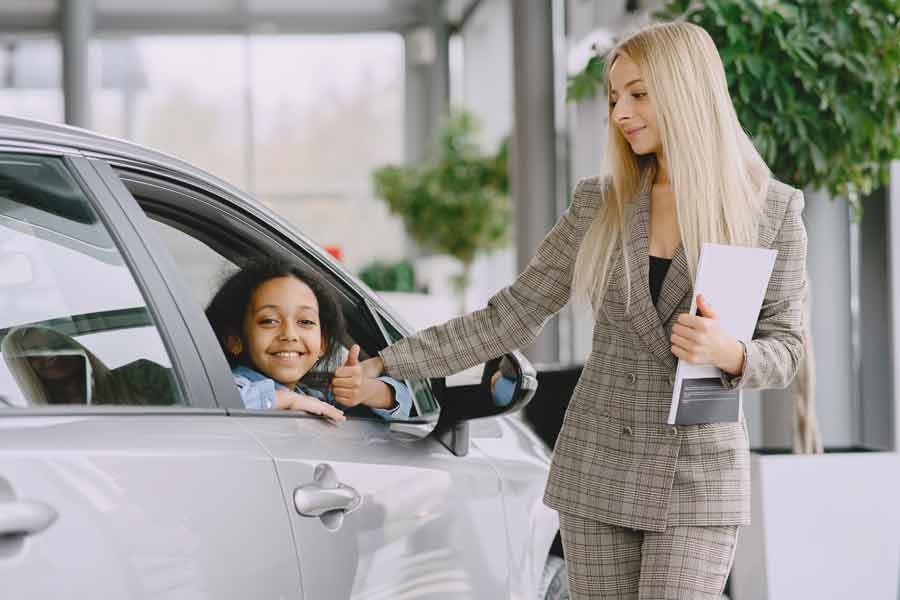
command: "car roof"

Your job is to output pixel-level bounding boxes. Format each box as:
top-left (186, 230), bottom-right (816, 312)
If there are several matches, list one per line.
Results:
top-left (0, 114), bottom-right (248, 198)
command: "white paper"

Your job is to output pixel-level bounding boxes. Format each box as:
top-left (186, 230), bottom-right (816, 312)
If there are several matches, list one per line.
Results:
top-left (667, 243), bottom-right (777, 424)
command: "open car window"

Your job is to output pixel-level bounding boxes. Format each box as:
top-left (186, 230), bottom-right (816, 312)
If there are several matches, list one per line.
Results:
top-left (116, 168), bottom-right (437, 421)
top-left (0, 154), bottom-right (184, 409)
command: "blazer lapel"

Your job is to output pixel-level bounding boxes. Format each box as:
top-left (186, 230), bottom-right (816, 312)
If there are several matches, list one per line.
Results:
top-left (624, 178), bottom-right (676, 370)
top-left (655, 243), bottom-right (692, 326)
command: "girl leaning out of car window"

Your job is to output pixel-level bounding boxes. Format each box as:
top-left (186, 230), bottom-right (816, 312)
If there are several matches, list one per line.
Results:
top-left (205, 258), bottom-right (412, 423)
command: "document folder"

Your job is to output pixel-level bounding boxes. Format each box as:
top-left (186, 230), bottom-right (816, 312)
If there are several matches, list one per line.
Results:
top-left (667, 243), bottom-right (777, 425)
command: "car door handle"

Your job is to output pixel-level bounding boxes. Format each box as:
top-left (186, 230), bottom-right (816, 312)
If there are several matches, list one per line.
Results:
top-left (294, 485), bottom-right (360, 517)
top-left (293, 463), bottom-right (362, 531)
top-left (0, 499), bottom-right (57, 537)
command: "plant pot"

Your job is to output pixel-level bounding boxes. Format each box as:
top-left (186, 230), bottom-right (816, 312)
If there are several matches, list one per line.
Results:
top-left (730, 448), bottom-right (900, 600)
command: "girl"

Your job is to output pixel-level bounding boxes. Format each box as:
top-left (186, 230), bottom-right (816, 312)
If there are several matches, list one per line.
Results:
top-left (206, 259), bottom-right (412, 423)
top-left (361, 21), bottom-right (807, 599)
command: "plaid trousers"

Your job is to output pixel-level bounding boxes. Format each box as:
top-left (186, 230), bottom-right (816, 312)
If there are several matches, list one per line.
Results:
top-left (559, 512), bottom-right (738, 599)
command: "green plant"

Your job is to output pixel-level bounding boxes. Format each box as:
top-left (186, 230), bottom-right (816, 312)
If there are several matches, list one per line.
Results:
top-left (358, 260), bottom-right (417, 293)
top-left (372, 110), bottom-right (511, 309)
top-left (567, 0), bottom-right (900, 214)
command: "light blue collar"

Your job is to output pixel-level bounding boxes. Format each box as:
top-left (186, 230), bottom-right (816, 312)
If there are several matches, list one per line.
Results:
top-left (232, 365), bottom-right (289, 390)
top-left (232, 364), bottom-right (317, 395)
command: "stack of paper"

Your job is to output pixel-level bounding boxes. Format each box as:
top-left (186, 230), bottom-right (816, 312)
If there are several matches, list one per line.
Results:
top-left (667, 243), bottom-right (777, 425)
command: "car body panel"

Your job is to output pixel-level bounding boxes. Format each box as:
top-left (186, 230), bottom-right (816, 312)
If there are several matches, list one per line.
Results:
top-left (235, 414), bottom-right (511, 599)
top-left (469, 416), bottom-right (560, 599)
top-left (0, 415), bottom-right (302, 599)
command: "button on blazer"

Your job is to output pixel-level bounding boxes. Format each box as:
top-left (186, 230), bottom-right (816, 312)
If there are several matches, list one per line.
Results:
top-left (380, 167), bottom-right (807, 532)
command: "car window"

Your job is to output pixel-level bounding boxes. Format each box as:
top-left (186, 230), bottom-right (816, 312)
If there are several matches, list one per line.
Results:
top-left (151, 218), bottom-right (238, 308)
top-left (377, 312), bottom-right (440, 417)
top-left (0, 154), bottom-right (184, 408)
top-left (119, 174), bottom-right (433, 420)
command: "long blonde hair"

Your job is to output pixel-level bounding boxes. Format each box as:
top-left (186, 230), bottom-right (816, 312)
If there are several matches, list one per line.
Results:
top-left (572, 21), bottom-right (770, 311)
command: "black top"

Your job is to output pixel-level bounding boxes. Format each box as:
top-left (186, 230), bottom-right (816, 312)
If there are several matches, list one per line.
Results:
top-left (649, 255), bottom-right (672, 305)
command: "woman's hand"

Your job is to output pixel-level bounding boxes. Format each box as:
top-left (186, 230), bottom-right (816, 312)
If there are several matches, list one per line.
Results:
top-left (490, 370), bottom-right (502, 393)
top-left (274, 388), bottom-right (346, 423)
top-left (360, 355), bottom-right (385, 379)
top-left (670, 294), bottom-right (745, 376)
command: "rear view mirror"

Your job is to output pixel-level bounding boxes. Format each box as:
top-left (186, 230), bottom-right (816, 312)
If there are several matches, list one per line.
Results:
top-left (432, 351), bottom-right (538, 456)
top-left (0, 253), bottom-right (33, 287)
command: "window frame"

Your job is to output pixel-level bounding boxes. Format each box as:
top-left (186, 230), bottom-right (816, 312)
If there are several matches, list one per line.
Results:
top-left (0, 151), bottom-right (220, 414)
top-left (105, 162), bottom-right (438, 421)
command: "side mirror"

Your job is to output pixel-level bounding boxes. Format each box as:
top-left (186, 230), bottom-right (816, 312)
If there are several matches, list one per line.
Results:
top-left (431, 351), bottom-right (538, 456)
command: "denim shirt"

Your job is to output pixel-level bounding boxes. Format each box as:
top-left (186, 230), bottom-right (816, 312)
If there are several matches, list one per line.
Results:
top-left (232, 365), bottom-right (412, 421)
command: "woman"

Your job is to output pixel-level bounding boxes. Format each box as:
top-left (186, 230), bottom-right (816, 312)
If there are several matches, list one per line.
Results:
top-left (363, 21), bottom-right (806, 598)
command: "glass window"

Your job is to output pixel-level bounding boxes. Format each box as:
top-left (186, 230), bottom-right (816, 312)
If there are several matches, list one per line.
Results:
top-left (0, 37), bottom-right (64, 123)
top-left (151, 218), bottom-right (237, 308)
top-left (378, 314), bottom-right (439, 419)
top-left (91, 33), bottom-right (408, 278)
top-left (0, 154), bottom-right (183, 408)
top-left (249, 34), bottom-right (407, 275)
top-left (129, 179), bottom-right (424, 420)
top-left (92, 36), bottom-right (248, 189)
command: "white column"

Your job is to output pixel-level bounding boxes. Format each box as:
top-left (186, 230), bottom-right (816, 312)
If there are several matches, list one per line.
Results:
top-left (511, 0), bottom-right (560, 363)
top-left (61, 0), bottom-right (94, 128)
top-left (761, 189), bottom-right (856, 448)
top-left (888, 161), bottom-right (900, 451)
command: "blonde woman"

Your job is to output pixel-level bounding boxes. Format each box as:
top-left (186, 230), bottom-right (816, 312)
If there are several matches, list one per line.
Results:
top-left (363, 21), bottom-right (806, 598)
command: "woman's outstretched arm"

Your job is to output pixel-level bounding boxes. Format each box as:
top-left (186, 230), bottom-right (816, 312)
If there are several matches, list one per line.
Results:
top-left (370, 178), bottom-right (606, 380)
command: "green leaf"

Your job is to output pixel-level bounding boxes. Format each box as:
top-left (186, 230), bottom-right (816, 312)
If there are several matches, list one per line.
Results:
top-left (745, 55), bottom-right (764, 78)
top-left (738, 77), bottom-right (751, 103)
top-left (772, 4), bottom-right (799, 22)
top-left (810, 143), bottom-right (826, 174)
top-left (619, 0), bottom-right (900, 203)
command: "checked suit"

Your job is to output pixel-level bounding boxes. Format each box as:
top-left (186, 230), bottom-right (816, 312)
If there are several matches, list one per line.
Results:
top-left (379, 165), bottom-right (807, 598)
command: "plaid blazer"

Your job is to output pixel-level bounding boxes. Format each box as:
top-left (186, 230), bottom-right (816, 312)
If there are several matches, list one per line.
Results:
top-left (380, 169), bottom-right (807, 532)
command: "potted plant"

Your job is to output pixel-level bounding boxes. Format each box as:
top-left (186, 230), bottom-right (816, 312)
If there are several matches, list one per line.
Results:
top-left (358, 260), bottom-right (417, 294)
top-left (372, 110), bottom-right (511, 313)
top-left (568, 2), bottom-right (900, 598)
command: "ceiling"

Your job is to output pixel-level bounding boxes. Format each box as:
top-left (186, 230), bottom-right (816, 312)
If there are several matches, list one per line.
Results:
top-left (0, 0), bottom-right (480, 35)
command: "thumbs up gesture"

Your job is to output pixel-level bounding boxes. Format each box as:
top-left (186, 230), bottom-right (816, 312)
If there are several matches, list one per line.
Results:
top-left (331, 344), bottom-right (365, 407)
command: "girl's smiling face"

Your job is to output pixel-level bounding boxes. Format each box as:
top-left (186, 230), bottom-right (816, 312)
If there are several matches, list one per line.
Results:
top-left (608, 53), bottom-right (662, 156)
top-left (230, 275), bottom-right (325, 389)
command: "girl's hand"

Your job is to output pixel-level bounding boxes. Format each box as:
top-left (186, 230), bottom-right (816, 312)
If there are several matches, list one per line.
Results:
top-left (274, 389), bottom-right (346, 423)
top-left (332, 344), bottom-right (364, 407)
top-left (670, 294), bottom-right (745, 375)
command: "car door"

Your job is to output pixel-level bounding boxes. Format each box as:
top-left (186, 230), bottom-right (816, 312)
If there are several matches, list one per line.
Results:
top-left (107, 164), bottom-right (514, 599)
top-left (0, 150), bottom-right (301, 599)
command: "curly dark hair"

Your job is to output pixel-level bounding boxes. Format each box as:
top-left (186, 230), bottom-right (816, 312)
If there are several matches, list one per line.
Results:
top-left (205, 258), bottom-right (348, 374)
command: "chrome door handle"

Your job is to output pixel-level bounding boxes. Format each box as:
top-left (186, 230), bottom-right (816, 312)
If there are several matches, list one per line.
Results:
top-left (294, 485), bottom-right (360, 517)
top-left (0, 499), bottom-right (57, 537)
top-left (293, 464), bottom-right (362, 531)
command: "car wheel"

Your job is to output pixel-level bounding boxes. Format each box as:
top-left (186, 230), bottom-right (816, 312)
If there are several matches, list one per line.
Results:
top-left (537, 555), bottom-right (569, 600)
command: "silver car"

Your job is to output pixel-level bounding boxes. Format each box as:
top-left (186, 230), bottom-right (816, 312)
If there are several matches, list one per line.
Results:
top-left (0, 116), bottom-right (568, 599)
